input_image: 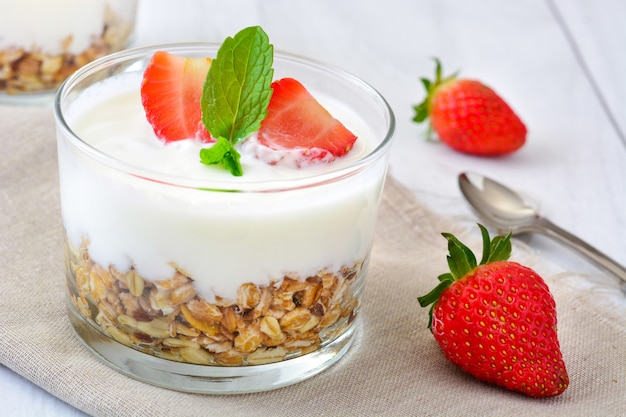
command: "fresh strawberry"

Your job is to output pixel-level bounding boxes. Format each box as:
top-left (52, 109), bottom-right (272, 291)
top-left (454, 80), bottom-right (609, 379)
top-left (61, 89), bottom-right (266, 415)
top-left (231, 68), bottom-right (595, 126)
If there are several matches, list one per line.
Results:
top-left (418, 225), bottom-right (568, 398)
top-left (257, 78), bottom-right (357, 165)
top-left (141, 51), bottom-right (213, 142)
top-left (413, 59), bottom-right (526, 155)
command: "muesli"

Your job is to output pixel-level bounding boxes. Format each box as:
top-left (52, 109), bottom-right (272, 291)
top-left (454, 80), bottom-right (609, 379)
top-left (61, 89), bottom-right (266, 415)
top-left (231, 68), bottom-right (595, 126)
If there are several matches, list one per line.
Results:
top-left (67, 237), bottom-right (362, 366)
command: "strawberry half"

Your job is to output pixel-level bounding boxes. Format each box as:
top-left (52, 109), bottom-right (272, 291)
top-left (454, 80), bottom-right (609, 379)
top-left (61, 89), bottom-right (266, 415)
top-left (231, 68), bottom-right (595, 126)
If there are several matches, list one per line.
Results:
top-left (418, 225), bottom-right (568, 398)
top-left (141, 51), bottom-right (213, 143)
top-left (257, 78), bottom-right (357, 165)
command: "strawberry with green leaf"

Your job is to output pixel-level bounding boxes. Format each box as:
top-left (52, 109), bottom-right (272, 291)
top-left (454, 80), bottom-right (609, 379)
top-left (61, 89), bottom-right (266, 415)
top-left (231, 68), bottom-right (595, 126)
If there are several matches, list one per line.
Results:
top-left (418, 225), bottom-right (568, 398)
top-left (413, 59), bottom-right (526, 156)
top-left (141, 26), bottom-right (274, 176)
top-left (140, 25), bottom-right (357, 176)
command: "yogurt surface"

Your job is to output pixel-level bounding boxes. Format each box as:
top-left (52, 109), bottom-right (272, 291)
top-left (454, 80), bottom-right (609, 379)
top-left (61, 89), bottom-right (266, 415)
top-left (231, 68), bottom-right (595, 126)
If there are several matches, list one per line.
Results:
top-left (67, 71), bottom-right (373, 181)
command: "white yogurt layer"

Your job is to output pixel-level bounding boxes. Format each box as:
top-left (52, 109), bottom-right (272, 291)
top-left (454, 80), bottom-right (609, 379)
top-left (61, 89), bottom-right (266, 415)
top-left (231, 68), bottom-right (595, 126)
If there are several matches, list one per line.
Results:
top-left (0, 0), bottom-right (106, 55)
top-left (58, 72), bottom-right (388, 301)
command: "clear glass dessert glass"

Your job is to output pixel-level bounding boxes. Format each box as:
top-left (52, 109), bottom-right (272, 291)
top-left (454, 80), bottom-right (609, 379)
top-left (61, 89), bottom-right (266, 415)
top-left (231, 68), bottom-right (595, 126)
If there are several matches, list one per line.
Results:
top-left (0, 0), bottom-right (137, 105)
top-left (54, 43), bottom-right (395, 394)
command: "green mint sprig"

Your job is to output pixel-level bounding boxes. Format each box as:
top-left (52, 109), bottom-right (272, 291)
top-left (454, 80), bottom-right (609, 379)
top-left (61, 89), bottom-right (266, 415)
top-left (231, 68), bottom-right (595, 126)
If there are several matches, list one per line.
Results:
top-left (199, 26), bottom-right (274, 176)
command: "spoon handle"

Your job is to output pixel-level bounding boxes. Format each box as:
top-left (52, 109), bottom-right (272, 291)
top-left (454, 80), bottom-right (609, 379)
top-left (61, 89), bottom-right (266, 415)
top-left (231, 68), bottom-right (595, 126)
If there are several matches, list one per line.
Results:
top-left (535, 217), bottom-right (626, 283)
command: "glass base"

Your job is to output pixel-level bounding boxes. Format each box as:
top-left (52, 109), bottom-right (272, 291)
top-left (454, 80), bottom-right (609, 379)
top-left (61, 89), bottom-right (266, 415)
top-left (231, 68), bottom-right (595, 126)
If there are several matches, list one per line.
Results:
top-left (67, 300), bottom-right (356, 394)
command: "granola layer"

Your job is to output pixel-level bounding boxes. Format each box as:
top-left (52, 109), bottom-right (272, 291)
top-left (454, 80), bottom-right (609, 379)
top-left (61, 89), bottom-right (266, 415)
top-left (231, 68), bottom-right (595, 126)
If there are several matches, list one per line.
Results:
top-left (66, 237), bottom-right (363, 366)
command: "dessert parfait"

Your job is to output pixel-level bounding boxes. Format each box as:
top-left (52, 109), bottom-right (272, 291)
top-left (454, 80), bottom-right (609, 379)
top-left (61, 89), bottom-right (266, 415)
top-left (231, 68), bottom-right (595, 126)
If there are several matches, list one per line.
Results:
top-left (0, 0), bottom-right (136, 99)
top-left (55, 27), bottom-right (395, 393)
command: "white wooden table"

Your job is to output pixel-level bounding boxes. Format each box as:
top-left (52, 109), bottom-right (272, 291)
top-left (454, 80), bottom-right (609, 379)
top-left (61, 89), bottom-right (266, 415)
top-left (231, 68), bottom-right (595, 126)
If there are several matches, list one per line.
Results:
top-left (3, 0), bottom-right (624, 415)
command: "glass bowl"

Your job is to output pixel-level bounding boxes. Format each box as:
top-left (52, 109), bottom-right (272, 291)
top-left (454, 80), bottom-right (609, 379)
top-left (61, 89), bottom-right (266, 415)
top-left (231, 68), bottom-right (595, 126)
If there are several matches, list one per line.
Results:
top-left (0, 0), bottom-right (137, 105)
top-left (54, 43), bottom-right (395, 393)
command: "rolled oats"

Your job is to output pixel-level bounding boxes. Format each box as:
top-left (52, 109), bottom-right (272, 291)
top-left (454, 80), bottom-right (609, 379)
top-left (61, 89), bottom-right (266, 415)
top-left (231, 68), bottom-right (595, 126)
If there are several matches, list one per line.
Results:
top-left (180, 346), bottom-right (213, 365)
top-left (162, 337), bottom-right (202, 349)
top-left (237, 283), bottom-right (261, 310)
top-left (298, 314), bottom-right (322, 333)
top-left (259, 315), bottom-right (282, 340)
top-left (135, 317), bottom-right (172, 339)
top-left (234, 324), bottom-right (263, 353)
top-left (125, 270), bottom-right (145, 297)
top-left (66, 236), bottom-right (363, 366)
top-left (247, 347), bottom-right (287, 365)
top-left (279, 307), bottom-right (312, 332)
top-left (105, 324), bottom-right (134, 346)
top-left (200, 340), bottom-right (232, 354)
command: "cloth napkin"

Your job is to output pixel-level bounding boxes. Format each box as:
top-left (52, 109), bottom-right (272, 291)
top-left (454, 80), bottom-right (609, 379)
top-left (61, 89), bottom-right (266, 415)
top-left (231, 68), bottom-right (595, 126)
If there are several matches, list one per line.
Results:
top-left (1, 105), bottom-right (625, 417)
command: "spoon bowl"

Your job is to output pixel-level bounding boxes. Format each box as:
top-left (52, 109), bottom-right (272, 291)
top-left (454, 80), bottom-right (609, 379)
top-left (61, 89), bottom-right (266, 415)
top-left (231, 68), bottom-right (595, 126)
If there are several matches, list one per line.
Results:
top-left (459, 172), bottom-right (626, 287)
top-left (459, 172), bottom-right (537, 232)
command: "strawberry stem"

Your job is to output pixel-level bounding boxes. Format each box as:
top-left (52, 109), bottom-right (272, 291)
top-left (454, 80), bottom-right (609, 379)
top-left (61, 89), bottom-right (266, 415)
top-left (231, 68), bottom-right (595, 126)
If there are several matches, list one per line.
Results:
top-left (417, 224), bottom-right (513, 330)
top-left (443, 232), bottom-right (477, 279)
top-left (478, 224), bottom-right (492, 264)
top-left (411, 58), bottom-right (459, 140)
top-left (494, 235), bottom-right (513, 260)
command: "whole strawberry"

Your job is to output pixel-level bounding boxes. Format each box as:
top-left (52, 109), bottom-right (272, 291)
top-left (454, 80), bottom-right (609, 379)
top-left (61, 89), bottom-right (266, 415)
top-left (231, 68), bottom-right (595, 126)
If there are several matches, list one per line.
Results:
top-left (418, 225), bottom-right (568, 397)
top-left (413, 59), bottom-right (526, 155)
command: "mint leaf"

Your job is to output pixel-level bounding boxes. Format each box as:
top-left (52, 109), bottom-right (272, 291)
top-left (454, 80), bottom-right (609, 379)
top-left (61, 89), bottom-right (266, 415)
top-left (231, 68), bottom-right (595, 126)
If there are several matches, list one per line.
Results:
top-left (199, 137), bottom-right (243, 176)
top-left (200, 26), bottom-right (274, 177)
top-left (199, 26), bottom-right (274, 176)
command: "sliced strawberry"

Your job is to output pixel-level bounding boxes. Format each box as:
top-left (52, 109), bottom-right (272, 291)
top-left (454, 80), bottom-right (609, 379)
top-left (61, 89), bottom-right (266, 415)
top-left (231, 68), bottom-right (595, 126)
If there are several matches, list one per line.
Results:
top-left (141, 51), bottom-right (213, 143)
top-left (258, 78), bottom-right (357, 164)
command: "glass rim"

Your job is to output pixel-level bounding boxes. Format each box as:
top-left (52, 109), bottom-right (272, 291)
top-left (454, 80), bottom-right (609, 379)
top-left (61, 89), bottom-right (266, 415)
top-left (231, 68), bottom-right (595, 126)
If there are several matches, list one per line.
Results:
top-left (54, 42), bottom-right (396, 192)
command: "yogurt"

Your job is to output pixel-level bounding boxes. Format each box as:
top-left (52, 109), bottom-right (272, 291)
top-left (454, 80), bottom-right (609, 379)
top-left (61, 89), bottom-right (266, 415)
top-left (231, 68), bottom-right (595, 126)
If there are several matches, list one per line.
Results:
top-left (60, 71), bottom-right (385, 301)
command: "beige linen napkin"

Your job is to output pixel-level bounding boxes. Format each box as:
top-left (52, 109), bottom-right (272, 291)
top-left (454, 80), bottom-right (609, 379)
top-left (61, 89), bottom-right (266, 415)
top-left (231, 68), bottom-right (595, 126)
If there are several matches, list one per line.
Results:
top-left (1, 105), bottom-right (625, 417)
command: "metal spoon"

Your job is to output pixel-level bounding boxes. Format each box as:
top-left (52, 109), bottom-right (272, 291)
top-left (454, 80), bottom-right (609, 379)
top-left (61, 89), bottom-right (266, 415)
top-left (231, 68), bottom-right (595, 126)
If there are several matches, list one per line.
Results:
top-left (459, 172), bottom-right (626, 286)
